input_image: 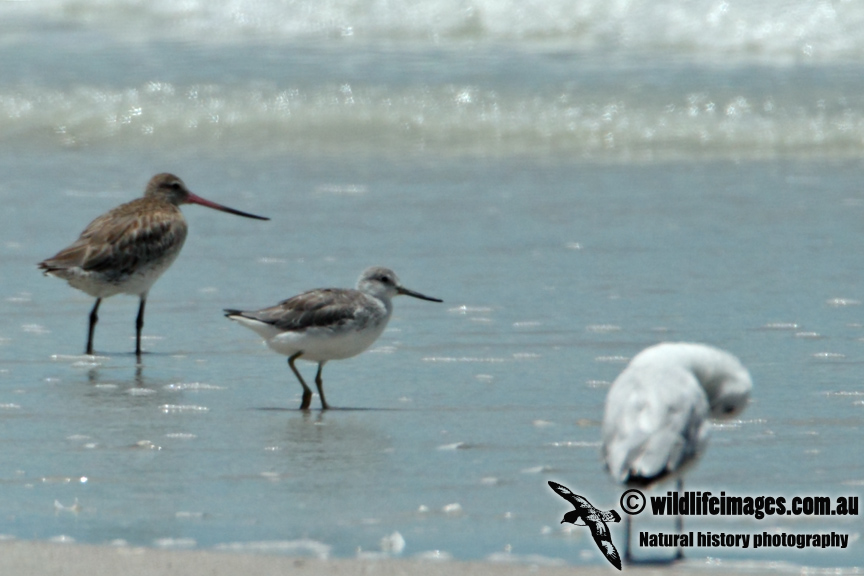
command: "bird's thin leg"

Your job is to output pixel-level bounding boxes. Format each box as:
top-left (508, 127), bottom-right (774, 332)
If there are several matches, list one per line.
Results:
top-left (135, 294), bottom-right (147, 358)
top-left (288, 352), bottom-right (313, 410)
top-left (675, 478), bottom-right (684, 560)
top-left (624, 513), bottom-right (632, 564)
top-left (86, 298), bottom-right (102, 355)
top-left (315, 362), bottom-right (329, 410)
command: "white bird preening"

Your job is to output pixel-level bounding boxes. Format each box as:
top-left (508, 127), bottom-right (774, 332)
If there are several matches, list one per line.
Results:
top-left (601, 342), bottom-right (752, 563)
top-left (225, 266), bottom-right (442, 410)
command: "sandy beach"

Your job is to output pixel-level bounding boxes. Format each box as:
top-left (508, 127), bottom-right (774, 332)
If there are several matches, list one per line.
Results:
top-left (0, 540), bottom-right (835, 576)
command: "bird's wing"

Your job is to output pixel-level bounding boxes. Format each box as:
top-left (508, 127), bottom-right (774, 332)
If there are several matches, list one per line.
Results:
top-left (551, 482), bottom-right (620, 524)
top-left (585, 510), bottom-right (621, 524)
top-left (587, 519), bottom-right (622, 570)
top-left (39, 199), bottom-right (187, 276)
top-left (548, 482), bottom-right (594, 513)
top-left (233, 289), bottom-right (364, 332)
top-left (602, 364), bottom-right (709, 484)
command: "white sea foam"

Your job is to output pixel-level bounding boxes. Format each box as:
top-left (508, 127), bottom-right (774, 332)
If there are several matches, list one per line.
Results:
top-left (214, 539), bottom-right (331, 558)
top-left (2, 66), bottom-right (864, 161)
top-left (2, 2), bottom-right (864, 162)
top-left (3, 0), bottom-right (864, 65)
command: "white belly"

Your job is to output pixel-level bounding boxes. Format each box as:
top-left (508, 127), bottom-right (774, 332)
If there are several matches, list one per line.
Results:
top-left (266, 322), bottom-right (388, 362)
top-left (58, 250), bottom-right (181, 298)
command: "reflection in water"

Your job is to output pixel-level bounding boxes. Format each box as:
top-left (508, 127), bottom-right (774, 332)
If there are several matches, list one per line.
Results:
top-left (281, 409), bottom-right (392, 475)
top-left (86, 363), bottom-right (144, 388)
top-left (79, 360), bottom-right (181, 414)
top-left (252, 405), bottom-right (410, 471)
top-left (300, 409), bottom-right (324, 425)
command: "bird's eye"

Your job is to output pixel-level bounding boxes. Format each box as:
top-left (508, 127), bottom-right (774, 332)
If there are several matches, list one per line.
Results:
top-left (170, 182), bottom-right (182, 190)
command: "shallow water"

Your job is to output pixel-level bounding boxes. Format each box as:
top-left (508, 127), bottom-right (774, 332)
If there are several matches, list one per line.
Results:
top-left (0, 0), bottom-right (862, 569)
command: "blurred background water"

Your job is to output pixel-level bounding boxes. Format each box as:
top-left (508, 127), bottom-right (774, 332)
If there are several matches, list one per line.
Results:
top-left (0, 0), bottom-right (861, 569)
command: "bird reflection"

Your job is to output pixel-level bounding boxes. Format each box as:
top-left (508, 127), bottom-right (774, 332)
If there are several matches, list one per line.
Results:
top-left (86, 362), bottom-right (145, 389)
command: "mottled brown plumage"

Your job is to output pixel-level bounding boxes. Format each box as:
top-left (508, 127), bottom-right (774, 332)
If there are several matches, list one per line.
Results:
top-left (40, 173), bottom-right (269, 356)
top-left (40, 196), bottom-right (188, 287)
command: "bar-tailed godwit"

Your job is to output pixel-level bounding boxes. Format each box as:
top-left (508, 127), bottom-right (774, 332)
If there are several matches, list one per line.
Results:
top-left (601, 342), bottom-right (752, 563)
top-left (225, 266), bottom-right (442, 410)
top-left (39, 173), bottom-right (269, 357)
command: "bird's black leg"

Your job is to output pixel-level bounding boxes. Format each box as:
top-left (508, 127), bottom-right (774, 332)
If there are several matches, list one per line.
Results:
top-left (135, 295), bottom-right (147, 358)
top-left (288, 352), bottom-right (312, 410)
top-left (86, 298), bottom-right (102, 355)
top-left (315, 362), bottom-right (329, 410)
top-left (675, 478), bottom-right (684, 560)
top-left (624, 513), bottom-right (632, 564)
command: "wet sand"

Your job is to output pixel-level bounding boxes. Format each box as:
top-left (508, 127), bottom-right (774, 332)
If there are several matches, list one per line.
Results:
top-left (0, 540), bottom-right (817, 576)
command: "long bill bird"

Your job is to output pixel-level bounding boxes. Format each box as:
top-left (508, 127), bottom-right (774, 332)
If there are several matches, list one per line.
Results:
top-left (39, 173), bottom-right (269, 357)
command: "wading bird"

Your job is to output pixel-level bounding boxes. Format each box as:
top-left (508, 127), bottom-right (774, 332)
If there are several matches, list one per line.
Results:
top-left (225, 266), bottom-right (442, 410)
top-left (39, 173), bottom-right (269, 357)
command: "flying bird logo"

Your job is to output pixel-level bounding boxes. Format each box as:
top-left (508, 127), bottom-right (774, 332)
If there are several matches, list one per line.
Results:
top-left (548, 481), bottom-right (622, 570)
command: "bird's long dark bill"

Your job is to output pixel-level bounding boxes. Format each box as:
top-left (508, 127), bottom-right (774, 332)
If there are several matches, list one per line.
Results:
top-left (398, 287), bottom-right (443, 302)
top-left (187, 192), bottom-right (270, 220)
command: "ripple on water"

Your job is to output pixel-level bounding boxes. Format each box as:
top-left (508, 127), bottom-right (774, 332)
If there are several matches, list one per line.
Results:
top-left (585, 324), bottom-right (621, 333)
top-left (594, 355), bottom-right (629, 364)
top-left (442, 503), bottom-right (462, 515)
top-left (448, 306), bottom-right (494, 315)
top-left (794, 331), bottom-right (822, 339)
top-left (520, 465), bottom-right (553, 474)
top-left (159, 404), bottom-right (209, 413)
top-left (760, 322), bottom-right (799, 330)
top-left (811, 352), bottom-right (845, 360)
top-left (163, 382), bottom-right (226, 391)
top-left (548, 440), bottom-right (601, 448)
top-left (826, 298), bottom-right (861, 307)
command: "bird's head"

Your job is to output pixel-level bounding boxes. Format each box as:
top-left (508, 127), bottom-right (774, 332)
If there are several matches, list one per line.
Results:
top-left (145, 173), bottom-right (191, 205)
top-left (356, 266), bottom-right (442, 303)
top-left (561, 510), bottom-right (587, 526)
top-left (143, 173), bottom-right (269, 220)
